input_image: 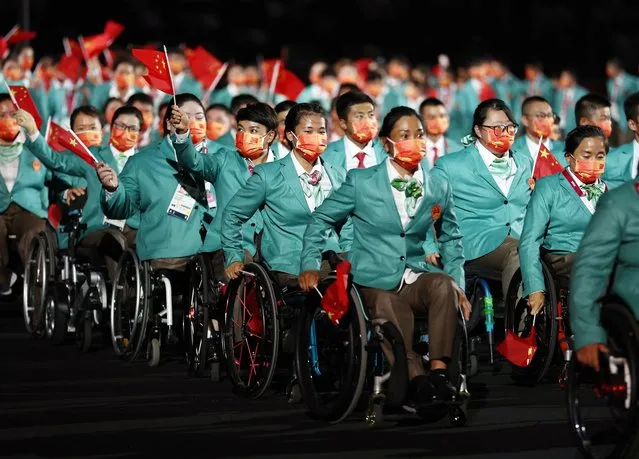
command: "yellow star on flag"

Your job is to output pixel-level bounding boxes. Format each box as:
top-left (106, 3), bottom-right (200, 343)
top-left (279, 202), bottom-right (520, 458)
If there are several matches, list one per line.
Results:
top-left (69, 138), bottom-right (77, 146)
top-left (540, 150), bottom-right (549, 158)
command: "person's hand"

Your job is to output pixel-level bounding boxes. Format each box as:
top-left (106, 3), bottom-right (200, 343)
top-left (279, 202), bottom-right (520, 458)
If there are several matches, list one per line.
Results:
top-left (527, 291), bottom-right (545, 315)
top-left (14, 109), bottom-right (38, 136)
top-left (169, 105), bottom-right (189, 134)
top-left (96, 162), bottom-right (118, 192)
top-left (65, 187), bottom-right (86, 205)
top-left (225, 262), bottom-right (244, 280)
top-left (425, 253), bottom-right (440, 266)
top-left (453, 282), bottom-right (472, 321)
top-left (299, 270), bottom-right (320, 292)
top-left (576, 343), bottom-right (609, 372)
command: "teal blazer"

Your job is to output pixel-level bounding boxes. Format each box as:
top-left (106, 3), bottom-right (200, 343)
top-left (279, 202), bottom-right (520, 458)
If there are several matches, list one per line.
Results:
top-left (321, 137), bottom-right (387, 170)
top-left (89, 83), bottom-right (143, 114)
top-left (443, 137), bottom-right (464, 154)
top-left (570, 179), bottom-right (639, 349)
top-left (450, 81), bottom-right (482, 142)
top-left (431, 145), bottom-right (534, 261)
top-left (512, 136), bottom-right (567, 167)
top-left (47, 85), bottom-right (84, 126)
top-left (163, 74), bottom-right (202, 102)
top-left (221, 154), bottom-right (349, 276)
top-left (602, 141), bottom-right (634, 190)
top-left (492, 74), bottom-right (522, 119)
top-left (607, 73), bottom-right (639, 131)
top-left (100, 138), bottom-right (208, 261)
top-left (271, 141), bottom-right (290, 159)
top-left (26, 135), bottom-right (140, 235)
top-left (300, 161), bottom-right (465, 290)
top-left (519, 171), bottom-right (600, 296)
top-left (216, 130), bottom-right (235, 149)
top-left (210, 86), bottom-right (236, 108)
top-left (552, 85), bottom-right (588, 133)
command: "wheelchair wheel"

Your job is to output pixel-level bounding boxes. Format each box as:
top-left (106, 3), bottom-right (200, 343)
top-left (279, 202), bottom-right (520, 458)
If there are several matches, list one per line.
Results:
top-left (567, 300), bottom-right (639, 459)
top-left (224, 263), bottom-right (279, 398)
top-left (44, 285), bottom-right (68, 345)
top-left (505, 266), bottom-right (558, 384)
top-left (76, 318), bottom-right (92, 353)
top-left (110, 249), bottom-right (143, 358)
top-left (22, 234), bottom-right (49, 335)
top-left (185, 255), bottom-right (210, 377)
top-left (296, 276), bottom-right (368, 423)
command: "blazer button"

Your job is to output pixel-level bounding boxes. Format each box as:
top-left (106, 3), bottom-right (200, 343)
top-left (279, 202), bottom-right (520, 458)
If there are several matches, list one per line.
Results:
top-left (503, 200), bottom-right (508, 204)
top-left (400, 232), bottom-right (405, 237)
top-left (400, 255), bottom-right (406, 261)
top-left (250, 223), bottom-right (256, 227)
top-left (505, 222), bottom-right (510, 227)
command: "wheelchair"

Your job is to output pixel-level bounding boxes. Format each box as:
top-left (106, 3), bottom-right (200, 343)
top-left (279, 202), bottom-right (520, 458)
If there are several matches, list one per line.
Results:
top-left (505, 257), bottom-right (571, 385)
top-left (566, 296), bottom-right (639, 459)
top-left (295, 269), bottom-right (471, 428)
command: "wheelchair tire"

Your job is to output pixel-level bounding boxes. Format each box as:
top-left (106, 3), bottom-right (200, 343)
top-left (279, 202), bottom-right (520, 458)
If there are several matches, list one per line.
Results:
top-left (76, 318), bottom-right (92, 353)
top-left (567, 299), bottom-right (639, 459)
top-left (296, 276), bottom-right (368, 423)
top-left (45, 286), bottom-right (68, 345)
top-left (186, 255), bottom-right (210, 377)
top-left (22, 234), bottom-right (48, 335)
top-left (366, 320), bottom-right (408, 409)
top-left (505, 266), bottom-right (558, 384)
top-left (224, 262), bottom-right (279, 399)
top-left (110, 249), bottom-right (142, 358)
top-left (131, 261), bottom-right (153, 362)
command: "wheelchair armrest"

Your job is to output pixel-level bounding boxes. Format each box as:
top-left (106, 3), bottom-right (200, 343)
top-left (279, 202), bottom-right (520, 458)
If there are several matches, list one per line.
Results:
top-left (322, 250), bottom-right (343, 271)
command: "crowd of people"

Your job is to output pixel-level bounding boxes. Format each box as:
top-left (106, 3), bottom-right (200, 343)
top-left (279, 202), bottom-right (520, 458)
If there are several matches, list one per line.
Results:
top-left (2, 27), bottom-right (639, 407)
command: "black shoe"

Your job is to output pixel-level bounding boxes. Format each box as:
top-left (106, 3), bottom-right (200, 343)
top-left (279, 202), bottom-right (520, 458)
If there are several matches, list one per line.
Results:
top-left (428, 370), bottom-right (457, 403)
top-left (409, 375), bottom-right (437, 405)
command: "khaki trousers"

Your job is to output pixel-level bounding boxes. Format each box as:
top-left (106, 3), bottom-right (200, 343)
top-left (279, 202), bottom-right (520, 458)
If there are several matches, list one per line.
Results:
top-left (360, 272), bottom-right (458, 380)
top-left (466, 236), bottom-right (520, 298)
top-left (0, 204), bottom-right (46, 285)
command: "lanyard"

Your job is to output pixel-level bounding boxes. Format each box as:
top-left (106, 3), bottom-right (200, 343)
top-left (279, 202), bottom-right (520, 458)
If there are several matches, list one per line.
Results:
top-left (561, 170), bottom-right (607, 215)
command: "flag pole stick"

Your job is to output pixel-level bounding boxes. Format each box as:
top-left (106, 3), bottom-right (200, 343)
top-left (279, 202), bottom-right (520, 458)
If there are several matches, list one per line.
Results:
top-left (163, 45), bottom-right (177, 106)
top-left (4, 81), bottom-right (17, 108)
top-left (268, 59), bottom-right (281, 104)
top-left (3, 25), bottom-right (18, 42)
top-left (202, 62), bottom-right (228, 105)
top-left (530, 135), bottom-right (544, 179)
top-left (62, 37), bottom-right (71, 56)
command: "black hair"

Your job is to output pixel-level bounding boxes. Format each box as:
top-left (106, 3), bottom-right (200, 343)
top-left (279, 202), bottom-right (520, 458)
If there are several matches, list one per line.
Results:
top-left (113, 55), bottom-right (135, 71)
top-left (338, 83), bottom-right (359, 96)
top-left (564, 125), bottom-right (609, 156)
top-left (521, 96), bottom-right (550, 115)
top-left (230, 94), bottom-right (259, 116)
top-left (389, 55), bottom-right (411, 67)
top-left (366, 70), bottom-right (383, 83)
top-left (419, 97), bottom-right (445, 114)
top-left (161, 93), bottom-right (204, 136)
top-left (274, 100), bottom-right (297, 114)
top-left (70, 105), bottom-right (101, 131)
top-left (111, 105), bottom-right (143, 129)
top-left (320, 68), bottom-right (336, 79)
top-left (206, 103), bottom-right (233, 116)
top-left (102, 97), bottom-right (123, 114)
top-left (158, 100), bottom-right (171, 116)
top-left (575, 93), bottom-right (611, 123)
top-left (623, 92), bottom-right (639, 121)
top-left (525, 59), bottom-right (543, 71)
top-left (335, 91), bottom-right (375, 120)
top-left (284, 102), bottom-right (326, 135)
top-left (126, 92), bottom-right (154, 107)
top-left (236, 102), bottom-right (278, 133)
top-left (471, 99), bottom-right (517, 135)
top-left (0, 93), bottom-right (13, 105)
top-left (607, 57), bottom-right (622, 68)
top-left (379, 106), bottom-right (423, 138)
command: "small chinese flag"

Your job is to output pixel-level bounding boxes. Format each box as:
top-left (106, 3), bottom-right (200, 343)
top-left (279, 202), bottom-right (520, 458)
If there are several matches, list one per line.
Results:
top-left (103, 20), bottom-right (124, 44)
top-left (533, 143), bottom-right (564, 180)
top-left (7, 85), bottom-right (42, 129)
top-left (5, 26), bottom-right (36, 45)
top-left (80, 34), bottom-right (110, 60)
top-left (262, 59), bottom-right (305, 101)
top-left (187, 46), bottom-right (223, 88)
top-left (56, 55), bottom-right (82, 83)
top-left (321, 260), bottom-right (352, 326)
top-left (48, 203), bottom-right (62, 230)
top-left (0, 38), bottom-right (8, 60)
top-left (45, 119), bottom-right (98, 168)
top-left (355, 58), bottom-right (374, 83)
top-left (131, 48), bottom-right (175, 95)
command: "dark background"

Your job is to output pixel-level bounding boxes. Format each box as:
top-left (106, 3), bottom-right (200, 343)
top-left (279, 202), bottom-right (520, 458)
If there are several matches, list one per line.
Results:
top-left (2, 0), bottom-right (639, 92)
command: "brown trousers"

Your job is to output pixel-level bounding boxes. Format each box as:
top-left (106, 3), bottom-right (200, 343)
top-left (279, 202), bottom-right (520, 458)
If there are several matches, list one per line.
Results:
top-left (466, 236), bottom-right (520, 298)
top-left (210, 249), bottom-right (254, 283)
top-left (122, 225), bottom-right (137, 251)
top-left (543, 252), bottom-right (576, 280)
top-left (0, 204), bottom-right (46, 285)
top-left (78, 228), bottom-right (127, 282)
top-left (273, 260), bottom-right (333, 288)
top-left (360, 272), bottom-right (458, 380)
top-left (151, 257), bottom-right (192, 272)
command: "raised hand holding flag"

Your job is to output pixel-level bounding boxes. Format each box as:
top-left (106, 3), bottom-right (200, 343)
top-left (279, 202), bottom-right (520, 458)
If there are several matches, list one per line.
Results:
top-left (6, 83), bottom-right (42, 129)
top-left (131, 46), bottom-right (176, 103)
top-left (45, 119), bottom-right (98, 168)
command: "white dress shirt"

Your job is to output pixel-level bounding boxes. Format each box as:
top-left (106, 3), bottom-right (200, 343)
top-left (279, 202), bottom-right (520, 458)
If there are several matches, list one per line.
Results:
top-left (343, 135), bottom-right (376, 170)
top-left (108, 83), bottom-right (136, 102)
top-left (110, 144), bottom-right (136, 173)
top-left (525, 135), bottom-right (551, 161)
top-left (632, 139), bottom-right (639, 180)
top-left (1, 131), bottom-right (27, 193)
top-left (476, 140), bottom-right (517, 196)
top-left (425, 136), bottom-right (446, 169)
top-left (277, 142), bottom-right (290, 158)
top-left (291, 153), bottom-right (332, 212)
top-left (610, 73), bottom-right (624, 122)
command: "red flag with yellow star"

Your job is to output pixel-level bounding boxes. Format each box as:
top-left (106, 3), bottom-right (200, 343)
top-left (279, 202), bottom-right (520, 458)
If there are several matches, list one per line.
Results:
top-left (45, 119), bottom-right (98, 168)
top-left (131, 48), bottom-right (175, 95)
top-left (187, 46), bottom-right (223, 88)
top-left (533, 143), bottom-right (564, 180)
top-left (7, 84), bottom-right (42, 129)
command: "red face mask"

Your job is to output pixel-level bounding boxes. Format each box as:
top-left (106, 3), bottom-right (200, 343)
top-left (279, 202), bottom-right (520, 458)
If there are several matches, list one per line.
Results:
top-left (206, 121), bottom-right (226, 140)
top-left (115, 73), bottom-right (134, 90)
top-left (351, 118), bottom-right (378, 144)
top-left (573, 158), bottom-right (606, 184)
top-left (294, 133), bottom-right (327, 163)
top-left (4, 68), bottom-right (22, 82)
top-left (110, 128), bottom-right (139, 152)
top-left (532, 117), bottom-right (553, 138)
top-left (20, 57), bottom-right (34, 71)
top-left (235, 132), bottom-right (266, 160)
top-left (426, 118), bottom-right (450, 136)
top-left (277, 125), bottom-right (286, 143)
top-left (390, 138), bottom-right (427, 171)
top-left (0, 118), bottom-right (20, 142)
top-left (594, 120), bottom-right (612, 139)
top-left (76, 130), bottom-right (103, 148)
top-left (141, 111), bottom-right (154, 131)
top-left (484, 129), bottom-right (515, 154)
top-left (189, 119), bottom-right (207, 144)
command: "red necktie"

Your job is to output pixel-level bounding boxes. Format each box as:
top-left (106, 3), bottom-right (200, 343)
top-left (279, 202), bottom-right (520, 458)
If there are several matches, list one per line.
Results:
top-left (355, 152), bottom-right (366, 168)
top-left (248, 164), bottom-right (254, 175)
top-left (432, 145), bottom-right (440, 161)
top-left (479, 82), bottom-right (495, 102)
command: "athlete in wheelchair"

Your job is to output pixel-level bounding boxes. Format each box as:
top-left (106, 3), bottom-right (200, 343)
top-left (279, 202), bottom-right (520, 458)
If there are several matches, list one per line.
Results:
top-left (508, 125), bottom-right (609, 384)
top-left (567, 176), bottom-right (639, 458)
top-left (299, 106), bottom-right (471, 426)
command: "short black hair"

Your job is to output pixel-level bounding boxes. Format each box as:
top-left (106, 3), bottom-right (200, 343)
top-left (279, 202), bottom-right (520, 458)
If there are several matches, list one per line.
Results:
top-left (624, 92), bottom-right (639, 121)
top-left (126, 92), bottom-right (154, 107)
top-left (564, 125), bottom-right (609, 156)
top-left (521, 96), bottom-right (550, 115)
top-left (338, 83), bottom-right (359, 95)
top-left (230, 94), bottom-right (259, 116)
top-left (70, 105), bottom-right (101, 131)
top-left (274, 100), bottom-right (297, 114)
top-left (236, 102), bottom-right (278, 132)
top-left (0, 93), bottom-right (13, 105)
top-left (575, 93), bottom-right (611, 123)
top-left (320, 67), bottom-right (336, 79)
top-left (335, 91), bottom-right (375, 120)
top-left (366, 70), bottom-right (383, 83)
top-left (206, 103), bottom-right (233, 116)
top-left (113, 54), bottom-right (135, 71)
top-left (379, 106), bottom-right (423, 138)
top-left (161, 93), bottom-right (204, 136)
top-left (284, 102), bottom-right (326, 135)
top-left (112, 105), bottom-right (143, 129)
top-left (419, 97), bottom-right (445, 114)
top-left (158, 100), bottom-right (171, 116)
top-left (102, 97), bottom-right (123, 113)
top-left (472, 99), bottom-right (517, 135)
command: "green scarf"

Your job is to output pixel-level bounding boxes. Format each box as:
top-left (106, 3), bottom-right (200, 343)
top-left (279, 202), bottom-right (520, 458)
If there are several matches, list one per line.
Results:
top-left (0, 142), bottom-right (23, 166)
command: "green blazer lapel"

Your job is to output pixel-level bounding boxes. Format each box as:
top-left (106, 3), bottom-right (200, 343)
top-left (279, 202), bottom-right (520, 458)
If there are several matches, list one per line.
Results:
top-left (372, 138), bottom-right (387, 164)
top-left (321, 159), bottom-right (343, 188)
top-left (232, 149), bottom-right (251, 181)
top-left (332, 138), bottom-right (347, 169)
top-left (470, 146), bottom-right (505, 197)
top-left (280, 154), bottom-right (312, 215)
top-left (16, 147), bottom-right (32, 185)
top-left (559, 171), bottom-right (596, 217)
top-left (0, 170), bottom-right (8, 195)
top-left (374, 162), bottom-right (404, 231)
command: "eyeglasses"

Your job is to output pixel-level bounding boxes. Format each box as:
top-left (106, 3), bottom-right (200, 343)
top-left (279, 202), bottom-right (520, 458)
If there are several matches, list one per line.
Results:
top-left (525, 112), bottom-right (554, 120)
top-left (480, 124), bottom-right (518, 136)
top-left (113, 121), bottom-right (140, 133)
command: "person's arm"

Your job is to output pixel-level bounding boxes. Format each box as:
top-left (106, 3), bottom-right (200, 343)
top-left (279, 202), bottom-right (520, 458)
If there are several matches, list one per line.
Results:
top-left (172, 132), bottom-right (223, 183)
top-left (569, 192), bottom-right (623, 350)
top-left (26, 133), bottom-right (87, 177)
top-left (221, 168), bottom-right (268, 266)
top-left (436, 180), bottom-right (465, 289)
top-left (99, 160), bottom-right (140, 220)
top-left (519, 183), bottom-right (552, 297)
